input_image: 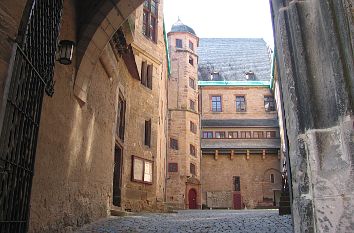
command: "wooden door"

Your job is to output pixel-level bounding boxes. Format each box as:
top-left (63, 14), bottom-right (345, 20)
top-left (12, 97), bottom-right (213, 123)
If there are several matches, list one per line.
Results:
top-left (233, 193), bottom-right (242, 209)
top-left (188, 189), bottom-right (197, 209)
top-left (113, 146), bottom-right (122, 206)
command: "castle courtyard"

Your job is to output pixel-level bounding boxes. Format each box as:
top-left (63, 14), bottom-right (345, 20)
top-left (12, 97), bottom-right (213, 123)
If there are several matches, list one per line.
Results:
top-left (76, 210), bottom-right (293, 233)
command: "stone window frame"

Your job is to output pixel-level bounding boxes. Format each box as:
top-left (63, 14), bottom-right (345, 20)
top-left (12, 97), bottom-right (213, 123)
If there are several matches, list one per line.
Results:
top-left (190, 163), bottom-right (196, 175)
top-left (210, 95), bottom-right (222, 112)
top-left (116, 93), bottom-right (126, 142)
top-left (215, 131), bottom-right (225, 138)
top-left (190, 144), bottom-right (196, 156)
top-left (189, 99), bottom-right (195, 111)
top-left (142, 0), bottom-right (158, 42)
top-left (141, 61), bottom-right (153, 90)
top-left (270, 173), bottom-right (275, 183)
top-left (132, 155), bottom-right (153, 184)
top-left (227, 131), bottom-right (238, 139)
top-left (264, 95), bottom-right (276, 112)
top-left (266, 131), bottom-right (276, 138)
top-left (202, 131), bottom-right (213, 138)
top-left (190, 121), bottom-right (197, 134)
top-left (168, 163), bottom-right (178, 172)
top-left (189, 40), bottom-right (194, 51)
top-left (189, 77), bottom-right (195, 89)
top-left (176, 38), bottom-right (183, 48)
top-left (144, 119), bottom-right (152, 147)
top-left (233, 176), bottom-right (241, 191)
top-left (170, 138), bottom-right (179, 150)
top-left (253, 131), bottom-right (264, 139)
top-left (189, 56), bottom-right (194, 66)
top-left (240, 131), bottom-right (251, 139)
top-left (235, 95), bottom-right (246, 112)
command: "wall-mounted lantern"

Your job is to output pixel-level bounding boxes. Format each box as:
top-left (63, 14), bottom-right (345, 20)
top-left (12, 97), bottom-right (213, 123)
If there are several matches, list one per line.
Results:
top-left (57, 40), bottom-right (75, 65)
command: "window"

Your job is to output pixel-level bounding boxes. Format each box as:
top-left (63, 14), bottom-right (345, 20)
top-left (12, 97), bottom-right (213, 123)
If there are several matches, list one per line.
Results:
top-left (189, 78), bottom-right (195, 89)
top-left (228, 131), bottom-right (238, 138)
top-left (211, 96), bottom-right (222, 112)
top-left (233, 176), bottom-right (241, 191)
top-left (240, 131), bottom-right (251, 139)
top-left (189, 100), bottom-right (195, 111)
top-left (189, 56), bottom-right (194, 66)
top-left (190, 163), bottom-right (196, 175)
top-left (215, 131), bottom-right (225, 138)
top-left (203, 131), bottom-right (213, 138)
top-left (170, 138), bottom-right (178, 150)
top-left (253, 131), bottom-right (264, 138)
top-left (266, 131), bottom-right (276, 138)
top-left (141, 61), bottom-right (153, 89)
top-left (132, 156), bottom-right (153, 184)
top-left (168, 163), bottom-right (178, 172)
top-left (270, 174), bottom-right (275, 183)
top-left (189, 41), bottom-right (194, 51)
top-left (190, 121), bottom-right (197, 134)
top-left (190, 144), bottom-right (196, 156)
top-left (143, 0), bottom-right (158, 42)
top-left (116, 95), bottom-right (126, 141)
top-left (236, 96), bottom-right (246, 112)
top-left (264, 96), bottom-right (276, 112)
top-left (176, 39), bottom-right (182, 48)
top-left (144, 119), bottom-right (151, 147)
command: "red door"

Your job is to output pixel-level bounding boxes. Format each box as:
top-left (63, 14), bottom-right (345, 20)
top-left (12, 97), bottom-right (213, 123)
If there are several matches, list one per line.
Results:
top-left (188, 189), bottom-right (197, 209)
top-left (233, 193), bottom-right (242, 209)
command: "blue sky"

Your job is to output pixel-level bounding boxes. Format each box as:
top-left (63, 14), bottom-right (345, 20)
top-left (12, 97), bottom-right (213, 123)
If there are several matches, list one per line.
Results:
top-left (163, 0), bottom-right (274, 47)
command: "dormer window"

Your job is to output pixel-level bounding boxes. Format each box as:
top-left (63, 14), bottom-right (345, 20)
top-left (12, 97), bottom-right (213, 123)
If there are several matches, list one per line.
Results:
top-left (211, 72), bottom-right (220, 80)
top-left (245, 71), bottom-right (255, 80)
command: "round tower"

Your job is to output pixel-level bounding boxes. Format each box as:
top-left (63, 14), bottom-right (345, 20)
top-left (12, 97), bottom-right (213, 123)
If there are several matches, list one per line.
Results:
top-left (166, 19), bottom-right (201, 210)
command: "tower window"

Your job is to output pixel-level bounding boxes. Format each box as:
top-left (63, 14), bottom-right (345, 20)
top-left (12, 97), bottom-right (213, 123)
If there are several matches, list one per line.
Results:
top-left (176, 39), bottom-right (182, 48)
top-left (189, 41), bottom-right (194, 51)
top-left (189, 56), bottom-right (194, 66)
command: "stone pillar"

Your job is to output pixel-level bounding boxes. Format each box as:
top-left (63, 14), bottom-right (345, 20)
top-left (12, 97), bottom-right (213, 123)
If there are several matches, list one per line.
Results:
top-left (270, 0), bottom-right (354, 232)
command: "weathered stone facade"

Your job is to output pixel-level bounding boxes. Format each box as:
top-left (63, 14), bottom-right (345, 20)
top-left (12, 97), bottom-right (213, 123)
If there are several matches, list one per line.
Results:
top-left (199, 84), bottom-right (282, 209)
top-left (271, 0), bottom-right (354, 232)
top-left (166, 21), bottom-right (201, 210)
top-left (0, 0), bottom-right (167, 232)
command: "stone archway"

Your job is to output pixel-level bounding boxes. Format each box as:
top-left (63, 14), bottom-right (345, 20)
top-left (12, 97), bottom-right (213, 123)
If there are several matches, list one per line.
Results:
top-left (73, 0), bottom-right (144, 103)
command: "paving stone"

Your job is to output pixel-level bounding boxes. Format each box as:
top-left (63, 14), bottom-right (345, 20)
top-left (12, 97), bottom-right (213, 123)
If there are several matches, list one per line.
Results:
top-left (76, 209), bottom-right (293, 233)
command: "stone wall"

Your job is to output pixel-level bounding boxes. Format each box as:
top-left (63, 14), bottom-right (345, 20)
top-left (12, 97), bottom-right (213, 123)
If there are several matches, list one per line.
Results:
top-left (200, 86), bottom-right (277, 120)
top-left (206, 191), bottom-right (232, 209)
top-left (271, 0), bottom-right (354, 232)
top-left (201, 153), bottom-right (281, 209)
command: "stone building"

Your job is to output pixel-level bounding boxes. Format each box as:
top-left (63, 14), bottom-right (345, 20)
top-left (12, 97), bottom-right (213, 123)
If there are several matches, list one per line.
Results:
top-left (166, 20), bottom-right (201, 209)
top-left (198, 38), bottom-right (282, 209)
top-left (0, 0), bottom-right (169, 232)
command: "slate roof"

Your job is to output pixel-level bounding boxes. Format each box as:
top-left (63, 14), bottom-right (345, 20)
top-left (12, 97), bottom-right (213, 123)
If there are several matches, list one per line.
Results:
top-left (201, 139), bottom-right (281, 149)
top-left (170, 19), bottom-right (196, 36)
top-left (197, 38), bottom-right (271, 81)
top-left (201, 119), bottom-right (279, 128)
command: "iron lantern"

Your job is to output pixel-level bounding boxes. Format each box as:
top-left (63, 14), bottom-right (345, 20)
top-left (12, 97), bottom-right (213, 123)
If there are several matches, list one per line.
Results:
top-left (57, 40), bottom-right (75, 65)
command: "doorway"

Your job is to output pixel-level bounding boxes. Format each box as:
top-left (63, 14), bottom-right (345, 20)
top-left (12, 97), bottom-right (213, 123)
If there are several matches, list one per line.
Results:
top-left (233, 193), bottom-right (242, 209)
top-left (113, 146), bottom-right (123, 206)
top-left (188, 188), bottom-right (197, 209)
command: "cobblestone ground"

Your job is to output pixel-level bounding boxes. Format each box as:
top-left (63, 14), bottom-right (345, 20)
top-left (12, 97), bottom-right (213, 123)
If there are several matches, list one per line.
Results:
top-left (76, 209), bottom-right (293, 233)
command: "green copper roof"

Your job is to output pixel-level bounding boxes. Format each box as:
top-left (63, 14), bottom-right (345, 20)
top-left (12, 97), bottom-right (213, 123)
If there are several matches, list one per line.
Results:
top-left (163, 21), bottom-right (171, 77)
top-left (198, 80), bottom-right (270, 87)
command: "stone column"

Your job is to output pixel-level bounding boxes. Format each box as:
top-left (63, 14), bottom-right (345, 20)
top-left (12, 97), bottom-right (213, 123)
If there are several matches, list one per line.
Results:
top-left (270, 0), bottom-right (354, 232)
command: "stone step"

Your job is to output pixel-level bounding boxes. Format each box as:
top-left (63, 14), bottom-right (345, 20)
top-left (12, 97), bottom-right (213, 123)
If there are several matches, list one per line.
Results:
top-left (279, 205), bottom-right (292, 215)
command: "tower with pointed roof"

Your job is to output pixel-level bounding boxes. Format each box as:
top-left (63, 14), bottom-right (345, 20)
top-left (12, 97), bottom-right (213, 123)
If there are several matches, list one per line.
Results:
top-left (166, 20), bottom-right (201, 209)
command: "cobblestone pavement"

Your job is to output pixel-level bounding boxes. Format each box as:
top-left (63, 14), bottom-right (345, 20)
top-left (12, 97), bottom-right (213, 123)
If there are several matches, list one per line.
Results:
top-left (76, 209), bottom-right (293, 233)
